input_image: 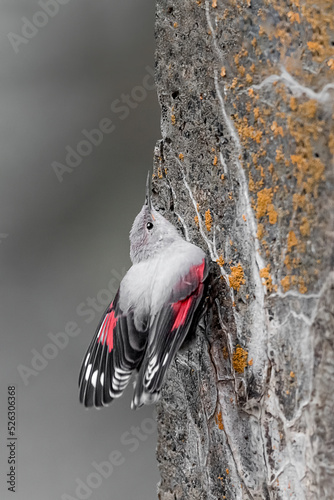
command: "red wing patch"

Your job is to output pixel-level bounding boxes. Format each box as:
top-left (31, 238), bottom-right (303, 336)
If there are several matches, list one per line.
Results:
top-left (79, 288), bottom-right (148, 408)
top-left (171, 259), bottom-right (206, 330)
top-left (97, 307), bottom-right (117, 352)
top-left (175, 259), bottom-right (206, 291)
top-left (172, 295), bottom-right (194, 330)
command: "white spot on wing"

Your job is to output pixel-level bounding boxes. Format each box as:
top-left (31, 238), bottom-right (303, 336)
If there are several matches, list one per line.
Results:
top-left (99, 328), bottom-right (105, 343)
top-left (145, 363), bottom-right (159, 384)
top-left (100, 373), bottom-right (104, 386)
top-left (109, 389), bottom-right (122, 398)
top-left (91, 370), bottom-right (98, 388)
top-left (115, 367), bottom-right (130, 375)
top-left (112, 372), bottom-right (131, 391)
top-left (147, 355), bottom-right (158, 372)
top-left (85, 364), bottom-right (92, 381)
top-left (114, 367), bottom-right (131, 380)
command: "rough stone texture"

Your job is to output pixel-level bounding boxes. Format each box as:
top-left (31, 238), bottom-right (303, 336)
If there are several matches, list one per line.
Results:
top-left (152, 0), bottom-right (334, 499)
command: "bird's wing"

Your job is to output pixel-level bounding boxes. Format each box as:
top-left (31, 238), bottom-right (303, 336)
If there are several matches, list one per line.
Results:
top-left (132, 257), bottom-right (208, 409)
top-left (78, 290), bottom-right (147, 408)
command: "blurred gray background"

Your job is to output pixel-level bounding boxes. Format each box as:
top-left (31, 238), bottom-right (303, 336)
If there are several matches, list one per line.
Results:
top-left (0, 1), bottom-right (161, 499)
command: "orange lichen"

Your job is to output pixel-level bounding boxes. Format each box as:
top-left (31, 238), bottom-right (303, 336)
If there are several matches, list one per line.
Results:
top-left (287, 11), bottom-right (300, 23)
top-left (232, 346), bottom-right (248, 373)
top-left (290, 97), bottom-right (298, 111)
top-left (246, 73), bottom-right (253, 84)
top-left (329, 132), bottom-right (334, 155)
top-left (226, 468), bottom-right (230, 475)
top-left (216, 255), bottom-right (225, 267)
top-left (253, 107), bottom-right (260, 120)
top-left (213, 155), bottom-right (218, 166)
top-left (231, 77), bottom-right (238, 89)
top-left (235, 116), bottom-right (263, 144)
top-left (249, 172), bottom-right (255, 192)
top-left (287, 231), bottom-right (298, 251)
top-left (221, 174), bottom-right (225, 181)
top-left (205, 209), bottom-right (212, 232)
top-left (267, 204), bottom-right (278, 224)
top-left (229, 263), bottom-right (246, 291)
top-left (173, 22), bottom-right (178, 28)
top-left (290, 371), bottom-right (295, 378)
top-left (257, 223), bottom-right (265, 240)
top-left (242, 214), bottom-right (247, 221)
top-left (215, 412), bottom-right (224, 430)
top-left (290, 154), bottom-right (325, 198)
top-left (271, 121), bottom-right (284, 137)
top-left (275, 147), bottom-right (285, 162)
top-left (212, 0), bottom-right (217, 7)
top-left (256, 188), bottom-right (273, 219)
top-left (281, 276), bottom-right (290, 292)
top-left (300, 217), bottom-right (310, 237)
top-left (238, 65), bottom-right (246, 77)
top-left (292, 193), bottom-right (307, 211)
top-left (221, 0), bottom-right (331, 298)
top-left (298, 100), bottom-right (317, 119)
top-left (284, 255), bottom-right (291, 270)
top-left (298, 276), bottom-right (308, 294)
top-left (260, 265), bottom-right (274, 292)
top-left (171, 114), bottom-right (176, 125)
top-left (220, 66), bottom-right (226, 77)
top-left (178, 153), bottom-right (184, 161)
top-left (222, 8), bottom-right (229, 19)
top-left (248, 358), bottom-right (253, 366)
top-left (194, 215), bottom-right (199, 227)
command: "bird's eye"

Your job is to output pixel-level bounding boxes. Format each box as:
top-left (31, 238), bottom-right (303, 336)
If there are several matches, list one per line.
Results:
top-left (146, 222), bottom-right (154, 230)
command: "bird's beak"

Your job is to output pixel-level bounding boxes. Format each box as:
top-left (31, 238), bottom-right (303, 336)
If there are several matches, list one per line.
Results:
top-left (145, 172), bottom-right (155, 220)
top-left (145, 171), bottom-right (152, 211)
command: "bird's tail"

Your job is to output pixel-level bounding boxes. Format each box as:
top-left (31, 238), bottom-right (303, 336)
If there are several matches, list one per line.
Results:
top-left (131, 366), bottom-right (161, 409)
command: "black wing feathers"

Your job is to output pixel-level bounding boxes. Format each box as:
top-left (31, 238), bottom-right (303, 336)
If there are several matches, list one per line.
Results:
top-left (132, 258), bottom-right (208, 408)
top-left (78, 290), bottom-right (147, 408)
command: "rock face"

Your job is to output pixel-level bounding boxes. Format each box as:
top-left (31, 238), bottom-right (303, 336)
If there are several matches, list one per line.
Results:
top-left (151, 1), bottom-right (334, 499)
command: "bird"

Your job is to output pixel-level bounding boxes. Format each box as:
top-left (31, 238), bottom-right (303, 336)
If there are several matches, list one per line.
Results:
top-left (78, 173), bottom-right (209, 409)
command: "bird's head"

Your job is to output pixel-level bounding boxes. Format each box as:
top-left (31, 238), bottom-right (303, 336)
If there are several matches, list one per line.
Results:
top-left (129, 173), bottom-right (180, 264)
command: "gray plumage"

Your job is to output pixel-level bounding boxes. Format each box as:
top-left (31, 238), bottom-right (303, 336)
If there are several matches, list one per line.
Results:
top-left (79, 173), bottom-right (208, 409)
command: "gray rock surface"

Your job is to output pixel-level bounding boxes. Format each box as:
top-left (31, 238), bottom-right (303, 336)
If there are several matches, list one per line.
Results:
top-left (152, 0), bottom-right (334, 498)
